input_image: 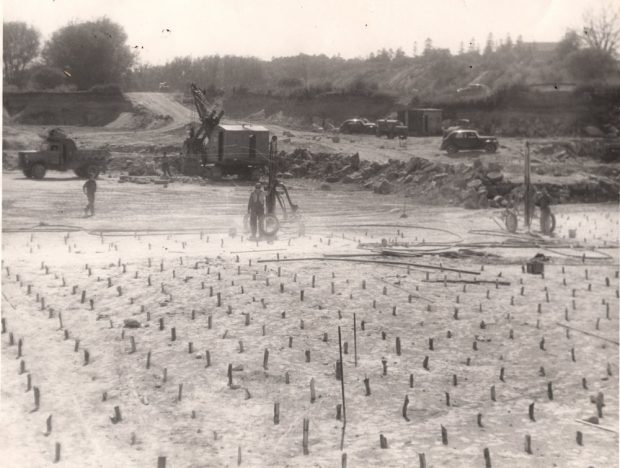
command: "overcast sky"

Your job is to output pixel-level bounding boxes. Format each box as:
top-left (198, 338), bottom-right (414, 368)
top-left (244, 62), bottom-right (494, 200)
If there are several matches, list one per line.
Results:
top-left (3, 0), bottom-right (618, 64)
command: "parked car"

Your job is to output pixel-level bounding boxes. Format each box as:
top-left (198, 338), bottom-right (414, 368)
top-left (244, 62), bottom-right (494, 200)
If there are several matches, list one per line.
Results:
top-left (339, 118), bottom-right (376, 135)
top-left (376, 119), bottom-right (408, 138)
top-left (440, 129), bottom-right (498, 154)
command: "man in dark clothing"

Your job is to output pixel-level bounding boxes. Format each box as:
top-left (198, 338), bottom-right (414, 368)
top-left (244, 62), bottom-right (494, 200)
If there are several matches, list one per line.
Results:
top-left (83, 174), bottom-right (97, 217)
top-left (161, 152), bottom-right (172, 177)
top-left (247, 183), bottom-right (265, 239)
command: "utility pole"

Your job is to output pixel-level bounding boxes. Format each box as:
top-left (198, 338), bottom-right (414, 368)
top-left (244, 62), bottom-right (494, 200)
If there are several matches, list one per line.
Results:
top-left (523, 141), bottom-right (531, 230)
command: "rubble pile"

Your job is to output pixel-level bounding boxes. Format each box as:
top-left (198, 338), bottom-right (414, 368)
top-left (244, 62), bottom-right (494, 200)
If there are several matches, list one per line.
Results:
top-left (274, 148), bottom-right (620, 208)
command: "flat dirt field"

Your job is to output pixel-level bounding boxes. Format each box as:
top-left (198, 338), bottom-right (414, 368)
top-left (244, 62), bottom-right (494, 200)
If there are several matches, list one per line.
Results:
top-left (1, 168), bottom-right (619, 468)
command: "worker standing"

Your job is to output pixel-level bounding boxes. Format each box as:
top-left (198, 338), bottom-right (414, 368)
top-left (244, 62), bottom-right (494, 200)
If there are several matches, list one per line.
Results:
top-left (247, 183), bottom-right (265, 239)
top-left (161, 152), bottom-right (172, 178)
top-left (83, 174), bottom-right (97, 217)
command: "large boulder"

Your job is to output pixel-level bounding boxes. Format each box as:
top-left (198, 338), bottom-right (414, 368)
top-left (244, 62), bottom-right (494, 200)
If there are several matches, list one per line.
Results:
top-left (486, 171), bottom-right (503, 183)
top-left (467, 179), bottom-right (483, 189)
top-left (373, 180), bottom-right (393, 194)
top-left (343, 171), bottom-right (364, 183)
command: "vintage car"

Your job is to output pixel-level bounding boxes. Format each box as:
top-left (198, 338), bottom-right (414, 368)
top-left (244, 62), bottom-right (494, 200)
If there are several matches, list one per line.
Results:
top-left (440, 129), bottom-right (498, 154)
top-left (339, 118), bottom-right (377, 135)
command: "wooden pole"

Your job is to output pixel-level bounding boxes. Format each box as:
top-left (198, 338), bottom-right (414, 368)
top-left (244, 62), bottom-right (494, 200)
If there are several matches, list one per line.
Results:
top-left (353, 314), bottom-right (358, 367)
top-left (338, 326), bottom-right (347, 426)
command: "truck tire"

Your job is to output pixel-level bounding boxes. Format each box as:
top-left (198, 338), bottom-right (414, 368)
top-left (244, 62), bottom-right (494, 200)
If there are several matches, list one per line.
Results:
top-left (505, 211), bottom-right (518, 233)
top-left (22, 168), bottom-right (32, 178)
top-left (485, 143), bottom-right (498, 153)
top-left (540, 211), bottom-right (556, 235)
top-left (262, 214), bottom-right (280, 237)
top-left (74, 166), bottom-right (88, 178)
top-left (31, 164), bottom-right (47, 180)
top-left (86, 165), bottom-right (100, 178)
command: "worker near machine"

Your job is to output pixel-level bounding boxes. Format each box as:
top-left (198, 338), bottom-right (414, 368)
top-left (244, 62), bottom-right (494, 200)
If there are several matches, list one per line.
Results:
top-left (247, 183), bottom-right (265, 239)
top-left (83, 174), bottom-right (97, 217)
top-left (536, 187), bottom-right (553, 232)
top-left (161, 152), bottom-right (172, 178)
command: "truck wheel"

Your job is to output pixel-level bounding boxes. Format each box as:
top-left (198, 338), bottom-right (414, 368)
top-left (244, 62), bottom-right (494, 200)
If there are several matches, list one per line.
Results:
top-left (74, 167), bottom-right (87, 178)
top-left (505, 211), bottom-right (518, 233)
top-left (22, 168), bottom-right (32, 178)
top-left (485, 143), bottom-right (498, 153)
top-left (446, 145), bottom-right (458, 154)
top-left (262, 214), bottom-right (280, 237)
top-left (31, 164), bottom-right (47, 180)
top-left (540, 211), bottom-right (556, 235)
top-left (86, 166), bottom-right (100, 178)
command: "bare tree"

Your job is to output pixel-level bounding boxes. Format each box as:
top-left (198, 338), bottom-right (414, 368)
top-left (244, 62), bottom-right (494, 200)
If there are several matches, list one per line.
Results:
top-left (581, 6), bottom-right (620, 56)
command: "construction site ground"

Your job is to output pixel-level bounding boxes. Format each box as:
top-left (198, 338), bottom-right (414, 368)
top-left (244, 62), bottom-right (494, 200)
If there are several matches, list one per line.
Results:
top-left (2, 92), bottom-right (619, 467)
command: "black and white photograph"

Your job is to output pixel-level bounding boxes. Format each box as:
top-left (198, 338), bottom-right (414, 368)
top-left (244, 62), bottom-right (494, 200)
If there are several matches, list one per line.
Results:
top-left (2, 0), bottom-right (619, 466)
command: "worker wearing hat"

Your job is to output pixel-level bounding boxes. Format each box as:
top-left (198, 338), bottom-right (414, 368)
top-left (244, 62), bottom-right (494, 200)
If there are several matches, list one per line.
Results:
top-left (247, 182), bottom-right (265, 239)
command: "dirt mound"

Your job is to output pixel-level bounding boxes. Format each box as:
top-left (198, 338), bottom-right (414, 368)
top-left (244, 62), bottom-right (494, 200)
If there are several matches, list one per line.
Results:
top-left (105, 105), bottom-right (173, 130)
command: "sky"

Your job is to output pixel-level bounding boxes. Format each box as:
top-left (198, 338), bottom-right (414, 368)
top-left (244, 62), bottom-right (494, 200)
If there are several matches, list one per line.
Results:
top-left (3, 0), bottom-right (618, 65)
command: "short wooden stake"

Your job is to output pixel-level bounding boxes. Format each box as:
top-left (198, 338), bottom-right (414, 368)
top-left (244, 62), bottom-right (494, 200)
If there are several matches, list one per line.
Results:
top-left (302, 418), bottom-right (309, 455)
top-left (441, 425), bottom-right (448, 445)
top-left (54, 442), bottom-right (61, 463)
top-left (402, 395), bottom-right (410, 421)
top-left (483, 447), bottom-right (491, 468)
top-left (274, 402), bottom-right (280, 424)
top-left (310, 378), bottom-right (316, 403)
top-left (525, 434), bottom-right (532, 454)
top-left (364, 376), bottom-right (371, 396)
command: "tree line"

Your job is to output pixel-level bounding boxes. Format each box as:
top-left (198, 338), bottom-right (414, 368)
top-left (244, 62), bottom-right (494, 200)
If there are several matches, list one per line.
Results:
top-left (3, 7), bottom-right (618, 97)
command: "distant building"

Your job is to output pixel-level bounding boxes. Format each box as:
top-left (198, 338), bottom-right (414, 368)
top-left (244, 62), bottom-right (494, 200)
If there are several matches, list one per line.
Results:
top-left (397, 108), bottom-right (443, 136)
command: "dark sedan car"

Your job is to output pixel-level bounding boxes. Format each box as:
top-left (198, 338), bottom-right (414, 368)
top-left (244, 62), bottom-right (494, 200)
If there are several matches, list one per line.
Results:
top-left (339, 118), bottom-right (377, 135)
top-left (440, 129), bottom-right (498, 154)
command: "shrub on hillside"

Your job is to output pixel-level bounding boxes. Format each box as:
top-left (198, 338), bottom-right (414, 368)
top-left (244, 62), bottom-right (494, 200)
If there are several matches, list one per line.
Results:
top-left (28, 66), bottom-right (66, 90)
top-left (88, 83), bottom-right (123, 95)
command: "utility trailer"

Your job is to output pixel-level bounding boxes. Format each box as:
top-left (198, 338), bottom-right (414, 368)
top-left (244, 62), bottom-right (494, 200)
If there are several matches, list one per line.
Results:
top-left (18, 128), bottom-right (109, 179)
